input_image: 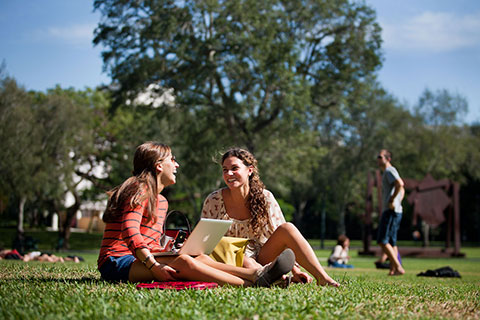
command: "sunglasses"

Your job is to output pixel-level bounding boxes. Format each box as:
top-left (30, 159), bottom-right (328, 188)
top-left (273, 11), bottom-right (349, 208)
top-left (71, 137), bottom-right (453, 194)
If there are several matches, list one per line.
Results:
top-left (156, 155), bottom-right (177, 164)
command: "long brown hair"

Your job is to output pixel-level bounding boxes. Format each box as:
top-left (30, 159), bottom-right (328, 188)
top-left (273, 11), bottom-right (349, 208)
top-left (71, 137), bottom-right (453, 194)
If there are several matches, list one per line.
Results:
top-left (221, 148), bottom-right (269, 236)
top-left (103, 142), bottom-right (171, 223)
top-left (337, 234), bottom-right (349, 246)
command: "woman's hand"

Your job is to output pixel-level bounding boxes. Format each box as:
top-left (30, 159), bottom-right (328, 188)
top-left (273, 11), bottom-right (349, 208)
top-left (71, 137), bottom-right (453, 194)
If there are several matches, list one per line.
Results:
top-left (292, 266), bottom-right (313, 283)
top-left (151, 263), bottom-right (177, 281)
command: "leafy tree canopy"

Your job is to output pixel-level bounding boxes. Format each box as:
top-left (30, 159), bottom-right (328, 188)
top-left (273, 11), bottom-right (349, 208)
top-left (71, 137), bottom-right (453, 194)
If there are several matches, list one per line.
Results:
top-left (93, 0), bottom-right (383, 151)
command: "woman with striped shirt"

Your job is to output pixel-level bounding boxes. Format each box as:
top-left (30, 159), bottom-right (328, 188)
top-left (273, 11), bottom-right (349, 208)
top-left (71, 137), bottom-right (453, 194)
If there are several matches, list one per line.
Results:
top-left (97, 142), bottom-right (294, 286)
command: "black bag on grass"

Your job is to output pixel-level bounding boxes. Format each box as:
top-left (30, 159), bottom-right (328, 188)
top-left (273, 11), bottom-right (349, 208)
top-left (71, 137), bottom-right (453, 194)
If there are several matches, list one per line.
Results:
top-left (417, 266), bottom-right (461, 278)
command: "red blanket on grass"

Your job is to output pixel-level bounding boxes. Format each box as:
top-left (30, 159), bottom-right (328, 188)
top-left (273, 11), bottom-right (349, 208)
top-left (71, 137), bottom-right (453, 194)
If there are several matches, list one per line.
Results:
top-left (136, 281), bottom-right (218, 290)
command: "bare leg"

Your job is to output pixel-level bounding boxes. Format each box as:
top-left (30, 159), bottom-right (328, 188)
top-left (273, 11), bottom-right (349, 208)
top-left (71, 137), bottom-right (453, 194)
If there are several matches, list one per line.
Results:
top-left (195, 254), bottom-right (260, 282)
top-left (379, 243), bottom-right (404, 275)
top-left (257, 223), bottom-right (338, 286)
top-left (392, 246), bottom-right (399, 262)
top-left (64, 256), bottom-right (80, 263)
top-left (375, 253), bottom-right (388, 264)
top-left (243, 256), bottom-right (263, 269)
top-left (36, 254), bottom-right (51, 262)
top-left (129, 255), bottom-right (251, 286)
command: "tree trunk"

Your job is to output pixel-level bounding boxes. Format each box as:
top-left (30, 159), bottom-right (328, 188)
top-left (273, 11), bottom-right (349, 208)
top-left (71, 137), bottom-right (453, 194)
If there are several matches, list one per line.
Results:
top-left (294, 200), bottom-right (307, 228)
top-left (59, 206), bottom-right (79, 250)
top-left (59, 226), bottom-right (72, 250)
top-left (58, 192), bottom-right (81, 250)
top-left (32, 208), bottom-right (39, 227)
top-left (17, 196), bottom-right (26, 234)
top-left (12, 196), bottom-right (27, 253)
top-left (337, 203), bottom-right (346, 236)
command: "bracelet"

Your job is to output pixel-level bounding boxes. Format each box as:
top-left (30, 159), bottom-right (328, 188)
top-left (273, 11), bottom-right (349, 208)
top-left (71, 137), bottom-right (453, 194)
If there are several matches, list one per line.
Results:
top-left (142, 253), bottom-right (154, 265)
top-left (148, 262), bottom-right (159, 270)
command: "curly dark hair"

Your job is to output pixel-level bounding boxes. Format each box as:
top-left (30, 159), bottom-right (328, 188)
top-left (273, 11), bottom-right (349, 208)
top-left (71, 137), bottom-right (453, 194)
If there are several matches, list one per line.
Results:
top-left (221, 148), bottom-right (270, 237)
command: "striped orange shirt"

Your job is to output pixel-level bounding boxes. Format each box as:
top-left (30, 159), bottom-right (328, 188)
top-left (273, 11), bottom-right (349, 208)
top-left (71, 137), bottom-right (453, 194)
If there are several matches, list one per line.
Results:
top-left (97, 194), bottom-right (168, 268)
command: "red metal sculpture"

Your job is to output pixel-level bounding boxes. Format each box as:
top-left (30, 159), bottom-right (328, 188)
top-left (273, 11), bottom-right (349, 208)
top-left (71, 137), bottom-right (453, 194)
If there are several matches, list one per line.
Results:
top-left (361, 171), bottom-right (463, 257)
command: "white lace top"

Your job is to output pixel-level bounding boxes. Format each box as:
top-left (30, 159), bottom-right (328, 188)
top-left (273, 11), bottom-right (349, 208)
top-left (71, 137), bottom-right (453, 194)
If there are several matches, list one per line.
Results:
top-left (201, 188), bottom-right (286, 258)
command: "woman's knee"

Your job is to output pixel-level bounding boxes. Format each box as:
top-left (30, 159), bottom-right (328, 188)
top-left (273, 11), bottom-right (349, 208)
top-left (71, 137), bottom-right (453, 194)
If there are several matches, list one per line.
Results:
top-left (172, 255), bottom-right (198, 272)
top-left (194, 254), bottom-right (214, 264)
top-left (277, 222), bottom-right (299, 235)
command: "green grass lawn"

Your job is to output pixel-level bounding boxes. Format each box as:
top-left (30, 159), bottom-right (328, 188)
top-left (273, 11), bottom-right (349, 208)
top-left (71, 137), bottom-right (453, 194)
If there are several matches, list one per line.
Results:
top-left (1, 245), bottom-right (479, 319)
top-left (0, 228), bottom-right (104, 251)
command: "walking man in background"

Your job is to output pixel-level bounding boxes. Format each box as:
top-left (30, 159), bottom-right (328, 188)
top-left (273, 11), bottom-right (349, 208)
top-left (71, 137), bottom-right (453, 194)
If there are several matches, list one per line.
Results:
top-left (376, 149), bottom-right (405, 275)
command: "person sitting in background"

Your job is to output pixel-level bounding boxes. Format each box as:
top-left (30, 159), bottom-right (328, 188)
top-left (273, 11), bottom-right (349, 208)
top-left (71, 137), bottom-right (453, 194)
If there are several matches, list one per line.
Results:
top-left (328, 235), bottom-right (354, 268)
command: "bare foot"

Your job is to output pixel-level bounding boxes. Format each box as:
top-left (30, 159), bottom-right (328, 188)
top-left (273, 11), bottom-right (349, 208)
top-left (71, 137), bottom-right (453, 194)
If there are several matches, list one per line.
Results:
top-left (388, 267), bottom-right (405, 276)
top-left (318, 277), bottom-right (340, 287)
top-left (327, 281), bottom-right (340, 287)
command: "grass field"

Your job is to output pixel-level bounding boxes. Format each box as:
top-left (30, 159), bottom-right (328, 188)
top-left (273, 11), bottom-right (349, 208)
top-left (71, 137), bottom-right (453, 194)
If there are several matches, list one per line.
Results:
top-left (1, 241), bottom-right (479, 320)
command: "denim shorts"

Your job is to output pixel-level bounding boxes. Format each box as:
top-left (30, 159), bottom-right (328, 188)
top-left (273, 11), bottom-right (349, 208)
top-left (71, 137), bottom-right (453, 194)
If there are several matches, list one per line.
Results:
top-left (377, 210), bottom-right (402, 246)
top-left (328, 261), bottom-right (354, 269)
top-left (99, 255), bottom-right (136, 281)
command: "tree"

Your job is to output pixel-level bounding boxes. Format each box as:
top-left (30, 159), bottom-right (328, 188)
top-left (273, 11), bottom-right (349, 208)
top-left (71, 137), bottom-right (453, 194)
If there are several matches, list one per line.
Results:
top-left (34, 87), bottom-right (108, 249)
top-left (0, 74), bottom-right (114, 249)
top-left (0, 72), bottom-right (39, 236)
top-left (93, 1), bottom-right (382, 134)
top-left (400, 88), bottom-right (471, 182)
top-left (93, 0), bottom-right (383, 221)
top-left (283, 78), bottom-right (415, 237)
top-left (414, 88), bottom-right (468, 127)
top-left (93, 0), bottom-right (383, 149)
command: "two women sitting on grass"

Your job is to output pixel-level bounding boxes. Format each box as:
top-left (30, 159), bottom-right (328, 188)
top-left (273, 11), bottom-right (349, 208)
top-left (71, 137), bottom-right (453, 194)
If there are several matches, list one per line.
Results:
top-left (97, 142), bottom-right (294, 287)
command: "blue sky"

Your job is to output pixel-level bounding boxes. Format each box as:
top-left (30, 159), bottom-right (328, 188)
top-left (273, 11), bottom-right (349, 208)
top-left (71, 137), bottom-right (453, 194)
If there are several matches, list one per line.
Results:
top-left (1, 0), bottom-right (479, 123)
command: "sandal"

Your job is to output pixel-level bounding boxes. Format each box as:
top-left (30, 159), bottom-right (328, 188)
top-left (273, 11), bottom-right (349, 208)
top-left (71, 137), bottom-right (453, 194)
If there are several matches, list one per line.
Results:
top-left (255, 249), bottom-right (295, 287)
top-left (272, 275), bottom-right (292, 288)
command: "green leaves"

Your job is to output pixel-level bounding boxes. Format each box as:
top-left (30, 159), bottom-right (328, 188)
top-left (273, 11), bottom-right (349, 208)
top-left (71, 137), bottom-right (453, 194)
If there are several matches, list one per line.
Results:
top-left (90, 1), bottom-right (480, 241)
top-left (91, 0), bottom-right (383, 216)
top-left (93, 0), bottom-right (382, 148)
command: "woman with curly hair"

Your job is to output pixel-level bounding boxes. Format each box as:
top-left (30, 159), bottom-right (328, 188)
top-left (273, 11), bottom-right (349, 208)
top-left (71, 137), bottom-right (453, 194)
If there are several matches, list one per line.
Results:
top-left (201, 148), bottom-right (339, 287)
top-left (97, 142), bottom-right (294, 286)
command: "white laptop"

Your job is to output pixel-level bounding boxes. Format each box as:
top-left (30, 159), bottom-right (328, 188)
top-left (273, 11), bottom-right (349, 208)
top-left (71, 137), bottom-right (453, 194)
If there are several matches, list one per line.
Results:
top-left (153, 218), bottom-right (232, 256)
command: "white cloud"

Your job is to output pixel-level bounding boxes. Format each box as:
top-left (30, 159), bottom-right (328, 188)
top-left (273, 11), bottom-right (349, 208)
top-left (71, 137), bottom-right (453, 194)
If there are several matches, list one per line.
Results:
top-left (29, 23), bottom-right (95, 47)
top-left (47, 23), bottom-right (96, 46)
top-left (381, 11), bottom-right (480, 52)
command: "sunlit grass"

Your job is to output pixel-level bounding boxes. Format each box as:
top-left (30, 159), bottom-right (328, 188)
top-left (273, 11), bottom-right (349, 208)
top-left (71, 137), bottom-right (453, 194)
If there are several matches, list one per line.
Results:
top-left (1, 248), bottom-right (479, 319)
